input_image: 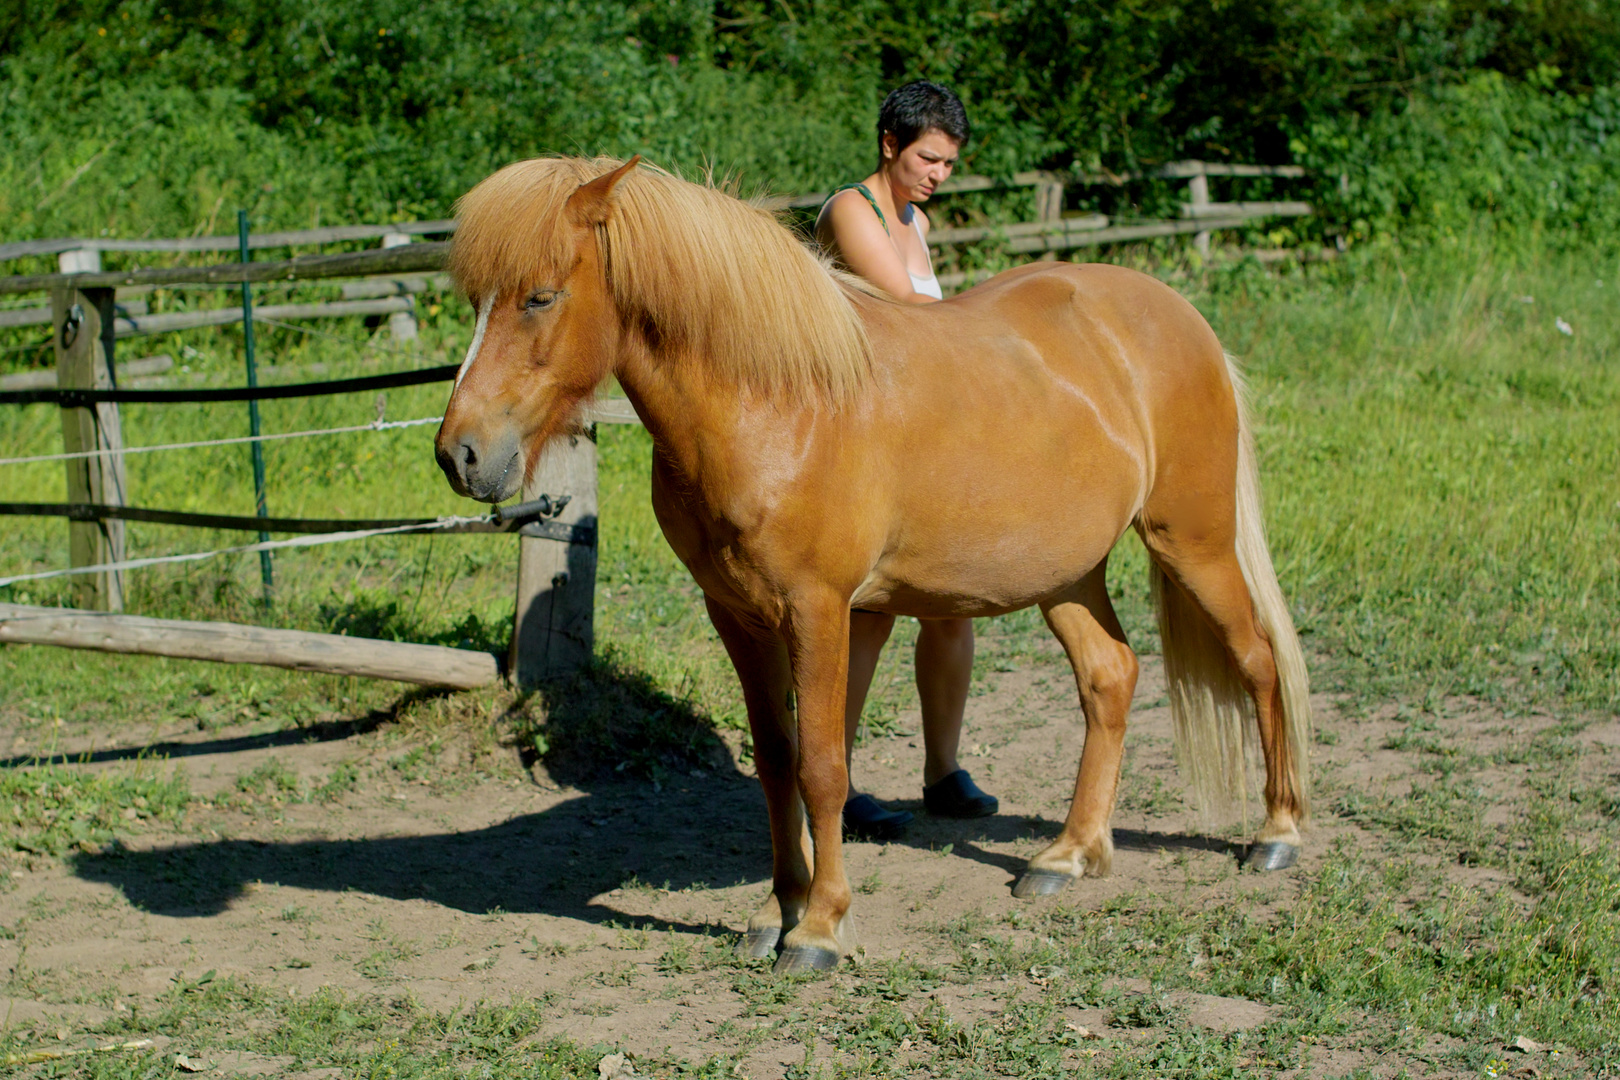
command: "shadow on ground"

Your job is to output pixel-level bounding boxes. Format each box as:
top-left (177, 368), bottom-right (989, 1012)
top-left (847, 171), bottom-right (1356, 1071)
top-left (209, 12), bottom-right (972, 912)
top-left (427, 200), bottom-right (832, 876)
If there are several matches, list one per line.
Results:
top-left (68, 656), bottom-right (1238, 930)
top-left (73, 807), bottom-right (1237, 934)
top-left (0, 689), bottom-right (454, 770)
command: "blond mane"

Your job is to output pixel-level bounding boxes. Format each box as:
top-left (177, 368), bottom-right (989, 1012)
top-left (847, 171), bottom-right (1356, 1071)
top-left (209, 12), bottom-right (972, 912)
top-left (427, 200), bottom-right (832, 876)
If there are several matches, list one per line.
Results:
top-left (449, 156), bottom-right (872, 405)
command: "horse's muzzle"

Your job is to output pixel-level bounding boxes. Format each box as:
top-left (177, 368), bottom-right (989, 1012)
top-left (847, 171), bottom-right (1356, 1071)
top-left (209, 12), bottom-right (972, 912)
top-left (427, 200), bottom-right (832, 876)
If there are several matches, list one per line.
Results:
top-left (436, 431), bottom-right (523, 503)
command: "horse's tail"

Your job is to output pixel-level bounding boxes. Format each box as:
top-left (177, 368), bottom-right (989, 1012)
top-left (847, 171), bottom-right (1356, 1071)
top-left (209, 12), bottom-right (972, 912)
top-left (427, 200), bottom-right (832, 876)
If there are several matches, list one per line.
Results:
top-left (1149, 354), bottom-right (1312, 823)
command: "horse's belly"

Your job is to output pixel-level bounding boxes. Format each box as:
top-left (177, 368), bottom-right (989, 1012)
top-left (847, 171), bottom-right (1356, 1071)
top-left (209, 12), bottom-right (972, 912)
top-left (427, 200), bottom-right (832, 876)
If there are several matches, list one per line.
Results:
top-left (850, 406), bottom-right (1145, 616)
top-left (854, 509), bottom-right (1128, 618)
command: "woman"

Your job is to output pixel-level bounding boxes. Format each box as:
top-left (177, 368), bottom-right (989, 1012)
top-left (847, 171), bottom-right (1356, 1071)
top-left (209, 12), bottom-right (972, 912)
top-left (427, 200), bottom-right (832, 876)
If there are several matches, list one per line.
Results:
top-left (815, 80), bottom-right (999, 840)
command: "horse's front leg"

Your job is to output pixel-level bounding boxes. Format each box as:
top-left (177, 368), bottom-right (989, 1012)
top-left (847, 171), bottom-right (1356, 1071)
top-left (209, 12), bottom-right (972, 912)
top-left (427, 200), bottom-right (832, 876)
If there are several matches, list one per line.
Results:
top-left (703, 595), bottom-right (811, 959)
top-left (775, 593), bottom-right (857, 973)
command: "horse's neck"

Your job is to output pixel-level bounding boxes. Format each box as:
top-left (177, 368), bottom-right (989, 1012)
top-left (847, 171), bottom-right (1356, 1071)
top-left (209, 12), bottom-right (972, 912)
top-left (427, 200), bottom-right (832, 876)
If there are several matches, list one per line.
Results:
top-left (612, 348), bottom-right (741, 484)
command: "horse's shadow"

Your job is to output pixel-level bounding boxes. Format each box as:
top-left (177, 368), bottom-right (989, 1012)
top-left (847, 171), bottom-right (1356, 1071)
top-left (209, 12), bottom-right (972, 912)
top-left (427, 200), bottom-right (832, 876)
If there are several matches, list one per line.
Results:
top-left (68, 664), bottom-right (1236, 929)
top-left (861, 801), bottom-right (1240, 881)
top-left (73, 795), bottom-right (766, 935)
top-left (70, 662), bottom-right (766, 934)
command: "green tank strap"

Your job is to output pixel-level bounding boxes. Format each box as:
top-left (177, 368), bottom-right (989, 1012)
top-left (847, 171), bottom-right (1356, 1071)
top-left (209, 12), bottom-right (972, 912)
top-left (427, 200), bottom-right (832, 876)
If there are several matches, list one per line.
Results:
top-left (823, 182), bottom-right (889, 235)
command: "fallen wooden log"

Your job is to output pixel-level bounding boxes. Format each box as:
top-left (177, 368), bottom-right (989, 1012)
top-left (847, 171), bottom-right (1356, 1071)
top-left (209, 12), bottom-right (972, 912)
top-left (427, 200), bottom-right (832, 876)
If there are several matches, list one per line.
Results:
top-left (0, 603), bottom-right (502, 689)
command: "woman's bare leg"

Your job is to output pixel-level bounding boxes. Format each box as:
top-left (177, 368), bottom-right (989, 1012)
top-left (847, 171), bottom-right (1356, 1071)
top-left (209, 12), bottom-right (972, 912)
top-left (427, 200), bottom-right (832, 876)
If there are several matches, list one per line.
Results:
top-left (916, 617), bottom-right (974, 786)
top-left (845, 611), bottom-right (897, 792)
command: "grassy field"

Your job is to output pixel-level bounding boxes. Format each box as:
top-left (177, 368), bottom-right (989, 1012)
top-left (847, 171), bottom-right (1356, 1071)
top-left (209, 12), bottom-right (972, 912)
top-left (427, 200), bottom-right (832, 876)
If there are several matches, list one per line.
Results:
top-left (1, 237), bottom-right (1617, 1076)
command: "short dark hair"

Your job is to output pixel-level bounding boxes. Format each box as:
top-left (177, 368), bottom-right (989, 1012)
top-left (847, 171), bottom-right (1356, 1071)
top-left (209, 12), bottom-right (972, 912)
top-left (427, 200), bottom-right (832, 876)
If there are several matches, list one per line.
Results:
top-left (877, 81), bottom-right (970, 154)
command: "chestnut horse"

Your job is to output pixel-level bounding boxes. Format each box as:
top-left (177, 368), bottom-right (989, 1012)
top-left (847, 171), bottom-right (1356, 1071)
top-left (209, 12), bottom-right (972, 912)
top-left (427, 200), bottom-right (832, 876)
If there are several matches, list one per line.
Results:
top-left (436, 156), bottom-right (1311, 973)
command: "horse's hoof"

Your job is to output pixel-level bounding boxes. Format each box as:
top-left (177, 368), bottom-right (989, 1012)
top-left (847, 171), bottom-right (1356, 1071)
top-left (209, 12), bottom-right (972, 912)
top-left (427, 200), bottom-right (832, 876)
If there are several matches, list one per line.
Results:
top-left (1244, 841), bottom-right (1299, 872)
top-left (1012, 869), bottom-right (1075, 899)
top-left (738, 926), bottom-right (780, 960)
top-left (772, 945), bottom-right (840, 975)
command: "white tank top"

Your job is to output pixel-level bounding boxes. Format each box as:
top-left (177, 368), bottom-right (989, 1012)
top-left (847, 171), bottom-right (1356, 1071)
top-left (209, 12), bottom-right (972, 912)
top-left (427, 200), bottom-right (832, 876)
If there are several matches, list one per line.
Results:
top-left (909, 262), bottom-right (943, 298)
top-left (904, 218), bottom-right (942, 299)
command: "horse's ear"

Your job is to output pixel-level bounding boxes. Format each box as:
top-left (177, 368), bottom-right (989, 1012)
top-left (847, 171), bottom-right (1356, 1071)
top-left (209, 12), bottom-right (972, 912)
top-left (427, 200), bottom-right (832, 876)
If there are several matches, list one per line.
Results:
top-left (567, 156), bottom-right (641, 226)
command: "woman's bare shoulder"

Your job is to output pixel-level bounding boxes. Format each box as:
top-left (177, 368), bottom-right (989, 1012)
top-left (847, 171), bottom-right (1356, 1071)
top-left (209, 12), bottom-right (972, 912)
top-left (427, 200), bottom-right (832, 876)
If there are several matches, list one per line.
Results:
top-left (824, 187), bottom-right (884, 224)
top-left (819, 188), bottom-right (889, 246)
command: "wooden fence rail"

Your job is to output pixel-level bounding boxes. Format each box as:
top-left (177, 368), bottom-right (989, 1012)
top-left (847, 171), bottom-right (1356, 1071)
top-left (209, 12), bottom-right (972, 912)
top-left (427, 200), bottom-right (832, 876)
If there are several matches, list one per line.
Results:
top-left (0, 243), bottom-right (449, 297)
top-left (0, 296), bottom-right (413, 337)
top-left (0, 221), bottom-right (455, 263)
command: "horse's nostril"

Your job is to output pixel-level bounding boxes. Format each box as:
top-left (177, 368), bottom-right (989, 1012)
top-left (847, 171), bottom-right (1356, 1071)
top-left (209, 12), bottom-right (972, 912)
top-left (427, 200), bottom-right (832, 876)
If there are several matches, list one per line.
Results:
top-left (461, 443), bottom-right (478, 468)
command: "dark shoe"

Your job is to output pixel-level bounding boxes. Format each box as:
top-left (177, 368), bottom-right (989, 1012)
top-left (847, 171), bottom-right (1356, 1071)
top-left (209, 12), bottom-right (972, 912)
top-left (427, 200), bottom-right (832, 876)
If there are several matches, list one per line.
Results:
top-left (923, 770), bottom-right (999, 818)
top-left (843, 794), bottom-right (913, 841)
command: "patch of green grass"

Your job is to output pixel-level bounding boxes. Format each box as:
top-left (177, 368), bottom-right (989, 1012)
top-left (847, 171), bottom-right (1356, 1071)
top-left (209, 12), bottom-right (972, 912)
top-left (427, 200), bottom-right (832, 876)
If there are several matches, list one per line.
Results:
top-left (356, 941), bottom-right (418, 981)
top-left (1205, 241), bottom-right (1620, 712)
top-left (387, 744), bottom-right (435, 784)
top-left (508, 645), bottom-right (734, 782)
top-left (654, 933), bottom-right (734, 975)
top-left (233, 758), bottom-right (301, 800)
top-left (850, 959), bottom-right (945, 1003)
top-left (0, 761), bottom-right (188, 858)
top-left (312, 761), bottom-right (362, 803)
top-left (1108, 986), bottom-right (1188, 1028)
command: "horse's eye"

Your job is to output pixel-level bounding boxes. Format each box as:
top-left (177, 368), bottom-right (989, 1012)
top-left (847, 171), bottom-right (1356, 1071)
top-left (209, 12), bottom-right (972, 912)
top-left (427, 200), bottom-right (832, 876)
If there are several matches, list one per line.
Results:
top-left (525, 290), bottom-right (559, 312)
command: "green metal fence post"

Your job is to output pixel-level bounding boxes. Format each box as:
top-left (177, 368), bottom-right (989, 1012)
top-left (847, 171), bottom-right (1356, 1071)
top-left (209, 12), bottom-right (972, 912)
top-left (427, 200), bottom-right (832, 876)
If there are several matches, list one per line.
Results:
top-left (237, 210), bottom-right (273, 602)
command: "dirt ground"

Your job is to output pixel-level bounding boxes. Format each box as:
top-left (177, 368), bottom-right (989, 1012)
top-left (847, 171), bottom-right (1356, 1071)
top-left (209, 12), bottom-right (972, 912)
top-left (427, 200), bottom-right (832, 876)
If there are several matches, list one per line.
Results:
top-left (1, 643), bottom-right (1613, 1078)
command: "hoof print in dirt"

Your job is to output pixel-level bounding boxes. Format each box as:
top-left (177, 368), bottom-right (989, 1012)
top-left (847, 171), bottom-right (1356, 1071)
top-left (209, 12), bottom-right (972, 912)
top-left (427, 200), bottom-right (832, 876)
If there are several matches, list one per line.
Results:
top-left (1243, 841), bottom-right (1299, 872)
top-left (1012, 869), bottom-right (1075, 898)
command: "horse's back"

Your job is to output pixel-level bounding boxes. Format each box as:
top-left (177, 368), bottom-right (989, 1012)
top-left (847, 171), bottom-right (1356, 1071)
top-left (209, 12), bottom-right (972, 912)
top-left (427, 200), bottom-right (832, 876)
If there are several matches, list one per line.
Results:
top-left (829, 263), bottom-right (1227, 614)
top-left (947, 261), bottom-right (1240, 472)
top-left (951, 262), bottom-right (1225, 377)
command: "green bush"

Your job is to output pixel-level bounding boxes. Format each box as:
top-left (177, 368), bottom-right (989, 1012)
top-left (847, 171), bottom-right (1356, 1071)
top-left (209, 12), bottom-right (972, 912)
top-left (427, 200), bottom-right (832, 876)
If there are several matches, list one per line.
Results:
top-left (4, 1), bottom-right (1620, 252)
top-left (1296, 71), bottom-right (1620, 245)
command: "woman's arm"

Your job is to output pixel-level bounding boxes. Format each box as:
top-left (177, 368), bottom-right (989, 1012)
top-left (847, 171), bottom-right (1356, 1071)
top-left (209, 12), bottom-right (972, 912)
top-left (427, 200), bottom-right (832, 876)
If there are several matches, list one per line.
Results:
top-left (818, 192), bottom-right (939, 304)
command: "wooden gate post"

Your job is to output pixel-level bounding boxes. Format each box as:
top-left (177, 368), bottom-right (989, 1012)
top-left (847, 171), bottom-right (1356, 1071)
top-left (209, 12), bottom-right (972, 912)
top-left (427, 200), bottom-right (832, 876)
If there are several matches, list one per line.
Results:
top-left (1186, 165), bottom-right (1212, 259)
top-left (381, 233), bottom-right (418, 342)
top-left (509, 429), bottom-right (598, 686)
top-left (52, 249), bottom-right (127, 611)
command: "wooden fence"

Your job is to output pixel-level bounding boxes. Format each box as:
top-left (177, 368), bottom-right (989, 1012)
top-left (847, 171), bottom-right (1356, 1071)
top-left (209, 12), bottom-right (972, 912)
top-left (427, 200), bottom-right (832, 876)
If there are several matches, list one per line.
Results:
top-left (0, 236), bottom-right (611, 690)
top-left (0, 160), bottom-right (1312, 691)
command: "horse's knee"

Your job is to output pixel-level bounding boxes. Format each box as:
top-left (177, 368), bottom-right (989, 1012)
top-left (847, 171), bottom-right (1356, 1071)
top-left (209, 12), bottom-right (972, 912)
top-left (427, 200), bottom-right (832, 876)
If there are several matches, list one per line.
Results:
top-left (1085, 642), bottom-right (1138, 721)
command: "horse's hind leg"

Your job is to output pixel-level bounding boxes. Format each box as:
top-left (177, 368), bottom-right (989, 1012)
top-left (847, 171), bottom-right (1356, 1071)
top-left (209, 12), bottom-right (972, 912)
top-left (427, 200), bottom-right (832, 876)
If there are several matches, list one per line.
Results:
top-left (1143, 534), bottom-right (1304, 866)
top-left (704, 595), bottom-right (812, 958)
top-left (1015, 564), bottom-right (1139, 898)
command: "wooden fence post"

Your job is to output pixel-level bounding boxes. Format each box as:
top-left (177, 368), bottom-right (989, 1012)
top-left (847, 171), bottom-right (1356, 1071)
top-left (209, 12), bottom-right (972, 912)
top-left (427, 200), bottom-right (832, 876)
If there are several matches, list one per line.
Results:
top-left (1186, 164), bottom-right (1212, 258)
top-left (381, 234), bottom-right (418, 342)
top-left (1035, 180), bottom-right (1065, 223)
top-left (53, 249), bottom-right (127, 611)
top-left (509, 430), bottom-right (598, 686)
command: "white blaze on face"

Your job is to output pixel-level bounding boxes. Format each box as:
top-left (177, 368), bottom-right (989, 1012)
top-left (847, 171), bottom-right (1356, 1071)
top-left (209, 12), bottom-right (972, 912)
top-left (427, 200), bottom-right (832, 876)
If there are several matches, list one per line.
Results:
top-left (454, 293), bottom-right (496, 390)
